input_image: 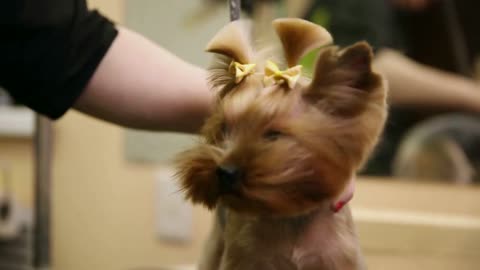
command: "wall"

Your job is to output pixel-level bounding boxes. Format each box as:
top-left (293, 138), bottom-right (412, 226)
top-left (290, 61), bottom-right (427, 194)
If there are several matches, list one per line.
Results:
top-left (0, 138), bottom-right (33, 207)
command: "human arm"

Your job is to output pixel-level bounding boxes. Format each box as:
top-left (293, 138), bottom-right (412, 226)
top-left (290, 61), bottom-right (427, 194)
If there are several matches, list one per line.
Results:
top-left (374, 49), bottom-right (480, 113)
top-left (74, 27), bottom-right (212, 133)
top-left (0, 0), bottom-right (212, 133)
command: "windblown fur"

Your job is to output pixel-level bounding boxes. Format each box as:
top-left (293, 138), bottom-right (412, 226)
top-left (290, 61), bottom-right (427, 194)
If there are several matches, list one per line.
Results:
top-left (176, 18), bottom-right (387, 270)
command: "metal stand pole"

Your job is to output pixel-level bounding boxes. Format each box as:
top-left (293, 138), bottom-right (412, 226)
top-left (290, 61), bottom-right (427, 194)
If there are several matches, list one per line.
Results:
top-left (229, 0), bottom-right (241, 21)
top-left (33, 115), bottom-right (52, 269)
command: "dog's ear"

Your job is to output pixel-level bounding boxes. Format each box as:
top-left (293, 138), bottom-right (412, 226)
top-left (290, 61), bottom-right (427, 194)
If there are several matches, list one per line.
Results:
top-left (272, 18), bottom-right (332, 67)
top-left (304, 42), bottom-right (382, 116)
top-left (206, 20), bottom-right (254, 64)
top-left (206, 20), bottom-right (257, 97)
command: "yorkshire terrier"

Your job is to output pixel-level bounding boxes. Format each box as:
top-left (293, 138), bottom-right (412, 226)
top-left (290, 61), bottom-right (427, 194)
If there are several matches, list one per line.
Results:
top-left (176, 18), bottom-right (387, 270)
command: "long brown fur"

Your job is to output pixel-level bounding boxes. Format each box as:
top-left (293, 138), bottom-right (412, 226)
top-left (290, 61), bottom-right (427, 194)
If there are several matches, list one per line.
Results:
top-left (176, 18), bottom-right (388, 270)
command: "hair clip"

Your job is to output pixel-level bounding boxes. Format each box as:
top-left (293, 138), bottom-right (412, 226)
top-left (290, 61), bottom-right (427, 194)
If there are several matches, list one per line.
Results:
top-left (263, 60), bottom-right (302, 89)
top-left (229, 61), bottom-right (257, 84)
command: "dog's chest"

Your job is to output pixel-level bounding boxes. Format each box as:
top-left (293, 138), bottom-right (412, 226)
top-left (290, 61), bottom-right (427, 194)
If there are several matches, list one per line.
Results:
top-left (222, 209), bottom-right (358, 270)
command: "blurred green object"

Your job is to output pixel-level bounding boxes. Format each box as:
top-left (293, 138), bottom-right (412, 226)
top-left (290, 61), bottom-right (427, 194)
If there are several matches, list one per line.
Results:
top-left (304, 0), bottom-right (401, 49)
top-left (299, 7), bottom-right (331, 75)
top-left (300, 0), bottom-right (402, 76)
top-left (310, 6), bottom-right (331, 28)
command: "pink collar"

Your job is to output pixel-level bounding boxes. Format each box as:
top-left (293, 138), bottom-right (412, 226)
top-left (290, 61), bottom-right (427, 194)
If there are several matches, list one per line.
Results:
top-left (331, 176), bottom-right (355, 213)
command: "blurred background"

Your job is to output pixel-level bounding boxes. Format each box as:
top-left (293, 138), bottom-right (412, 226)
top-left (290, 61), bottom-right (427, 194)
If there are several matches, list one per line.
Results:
top-left (1, 0), bottom-right (480, 270)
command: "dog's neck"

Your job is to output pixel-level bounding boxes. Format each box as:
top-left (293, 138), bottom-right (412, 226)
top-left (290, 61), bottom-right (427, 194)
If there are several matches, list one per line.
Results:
top-left (221, 205), bottom-right (362, 270)
top-left (217, 175), bottom-right (361, 269)
top-left (290, 207), bottom-right (360, 269)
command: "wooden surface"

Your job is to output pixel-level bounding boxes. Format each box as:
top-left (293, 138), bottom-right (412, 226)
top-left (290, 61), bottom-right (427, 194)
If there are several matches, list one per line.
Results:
top-left (355, 177), bottom-right (480, 270)
top-left (354, 177), bottom-right (480, 216)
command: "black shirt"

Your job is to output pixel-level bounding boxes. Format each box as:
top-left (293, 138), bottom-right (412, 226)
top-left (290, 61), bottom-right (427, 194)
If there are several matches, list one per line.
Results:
top-left (0, 0), bottom-right (118, 119)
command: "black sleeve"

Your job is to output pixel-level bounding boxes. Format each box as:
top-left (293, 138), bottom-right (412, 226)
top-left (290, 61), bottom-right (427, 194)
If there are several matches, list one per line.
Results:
top-left (0, 0), bottom-right (118, 119)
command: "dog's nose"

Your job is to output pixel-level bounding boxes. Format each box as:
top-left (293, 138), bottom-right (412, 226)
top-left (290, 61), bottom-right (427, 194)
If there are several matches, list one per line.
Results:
top-left (216, 165), bottom-right (242, 193)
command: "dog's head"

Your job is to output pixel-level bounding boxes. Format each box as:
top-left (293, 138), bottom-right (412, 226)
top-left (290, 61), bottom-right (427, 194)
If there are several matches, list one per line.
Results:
top-left (176, 19), bottom-right (387, 217)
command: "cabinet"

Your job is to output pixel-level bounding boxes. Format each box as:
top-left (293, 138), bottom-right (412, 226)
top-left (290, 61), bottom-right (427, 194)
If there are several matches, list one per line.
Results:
top-left (158, 178), bottom-right (480, 270)
top-left (355, 178), bottom-right (480, 270)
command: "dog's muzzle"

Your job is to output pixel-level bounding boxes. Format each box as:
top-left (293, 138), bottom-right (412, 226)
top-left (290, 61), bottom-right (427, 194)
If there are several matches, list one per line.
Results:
top-left (216, 165), bottom-right (243, 194)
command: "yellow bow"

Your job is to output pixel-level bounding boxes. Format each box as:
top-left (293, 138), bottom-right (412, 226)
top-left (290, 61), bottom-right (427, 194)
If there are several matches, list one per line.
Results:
top-left (229, 61), bottom-right (256, 84)
top-left (263, 60), bottom-right (302, 89)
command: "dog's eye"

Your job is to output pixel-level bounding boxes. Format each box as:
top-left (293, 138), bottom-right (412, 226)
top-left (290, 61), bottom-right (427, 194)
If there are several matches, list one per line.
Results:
top-left (263, 129), bottom-right (284, 141)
